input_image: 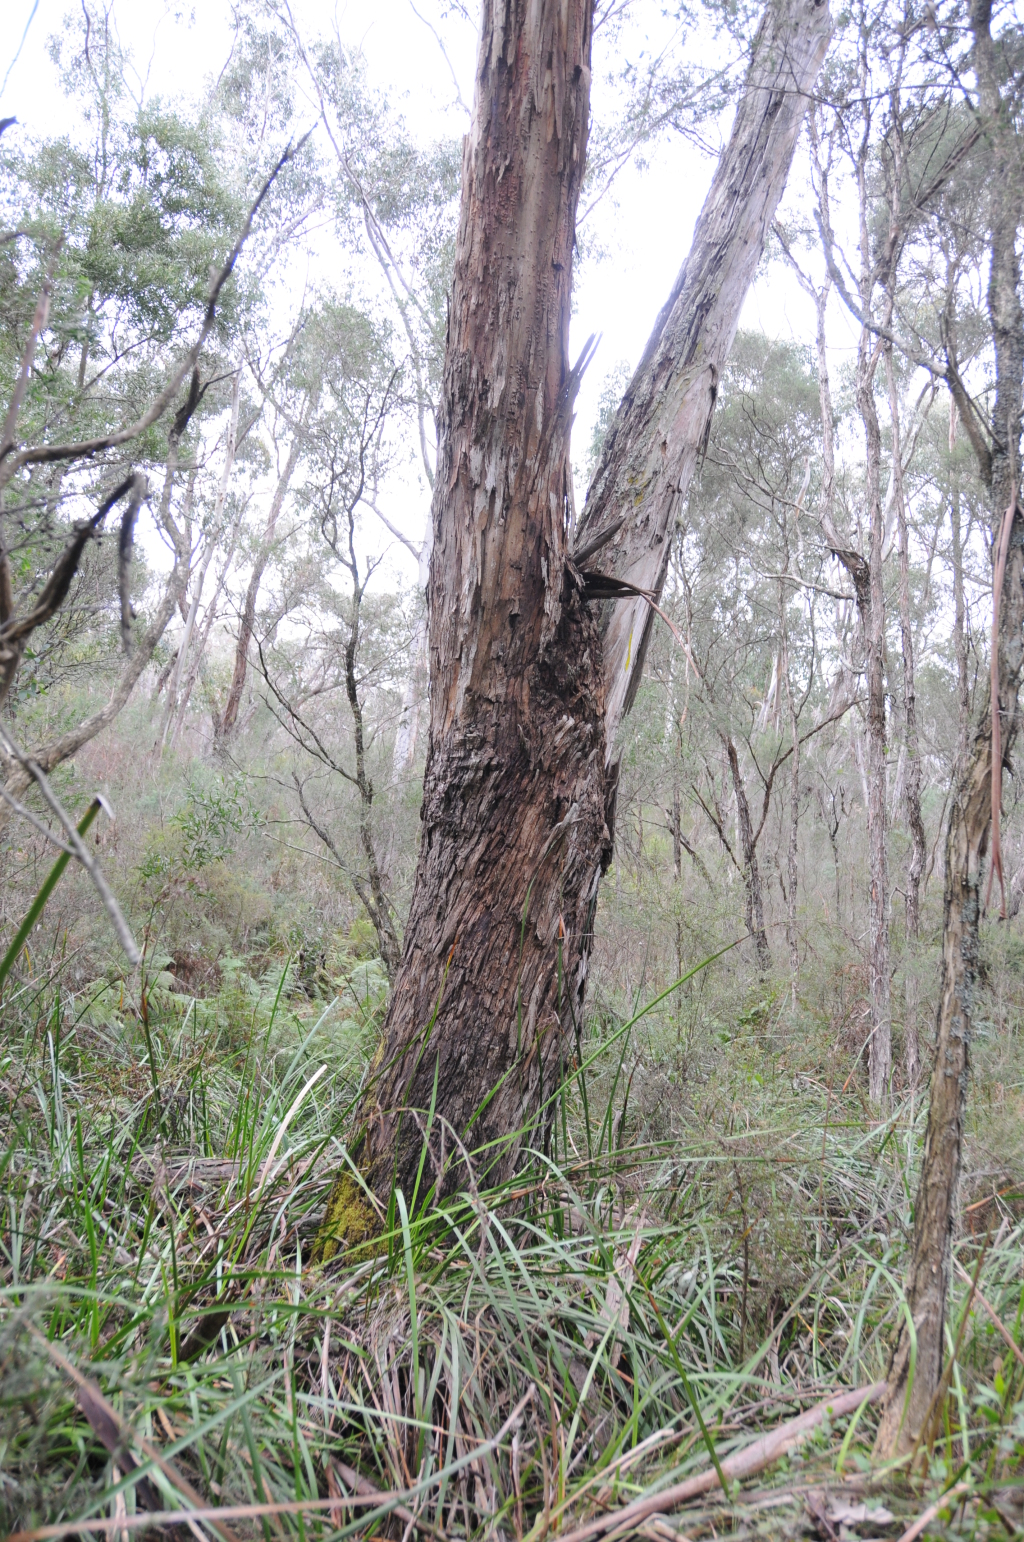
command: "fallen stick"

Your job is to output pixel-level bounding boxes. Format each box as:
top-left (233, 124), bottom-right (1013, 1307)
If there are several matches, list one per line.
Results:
top-left (27, 1324), bottom-right (241, 1542)
top-left (4, 1493), bottom-right (413, 1542)
top-left (896, 1480), bottom-right (969, 1542)
top-left (554, 1382), bottom-right (886, 1542)
top-left (330, 1455), bottom-right (448, 1541)
top-left (954, 1260), bottom-right (1024, 1371)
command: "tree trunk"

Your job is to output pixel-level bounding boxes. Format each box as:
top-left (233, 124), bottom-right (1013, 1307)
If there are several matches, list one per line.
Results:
top-left (217, 432), bottom-right (302, 746)
top-left (950, 473), bottom-right (970, 769)
top-left (725, 735), bottom-right (772, 975)
top-left (855, 261), bottom-right (891, 1105)
top-left (886, 350), bottom-right (925, 1087)
top-left (875, 0), bottom-right (1024, 1458)
top-left (348, 0), bottom-right (830, 1211)
top-left (785, 685), bottom-right (800, 981)
top-left (162, 370), bottom-right (241, 750)
top-left (575, 0), bottom-right (831, 744)
top-left (355, 0), bottom-right (602, 1200)
top-left (779, 556), bottom-right (802, 984)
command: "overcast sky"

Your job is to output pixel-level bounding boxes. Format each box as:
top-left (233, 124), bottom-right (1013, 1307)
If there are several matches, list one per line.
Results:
top-left (1, 0), bottom-right (855, 585)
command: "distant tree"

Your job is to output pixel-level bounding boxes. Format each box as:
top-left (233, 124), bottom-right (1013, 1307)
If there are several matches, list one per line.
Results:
top-left (0, 5), bottom-right (308, 955)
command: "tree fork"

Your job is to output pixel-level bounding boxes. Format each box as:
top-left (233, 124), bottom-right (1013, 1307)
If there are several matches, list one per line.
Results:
top-left (325, 0), bottom-right (830, 1233)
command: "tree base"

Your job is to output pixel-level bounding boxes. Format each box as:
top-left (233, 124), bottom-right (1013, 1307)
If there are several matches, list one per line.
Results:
top-left (313, 1172), bottom-right (382, 1263)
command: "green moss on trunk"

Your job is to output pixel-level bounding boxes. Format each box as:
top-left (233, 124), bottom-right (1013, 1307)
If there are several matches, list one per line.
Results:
top-left (313, 1172), bottom-right (381, 1263)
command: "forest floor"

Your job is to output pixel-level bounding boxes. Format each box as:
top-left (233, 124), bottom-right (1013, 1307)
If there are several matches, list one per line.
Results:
top-left (1, 937), bottom-right (1023, 1542)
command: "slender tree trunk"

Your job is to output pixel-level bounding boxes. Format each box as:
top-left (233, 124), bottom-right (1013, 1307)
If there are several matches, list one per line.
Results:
top-left (853, 166), bottom-right (892, 1105)
top-left (345, 0), bottom-right (829, 1212)
top-left (217, 432), bottom-right (302, 746)
top-left (863, 398), bottom-right (891, 1105)
top-left (950, 473), bottom-right (970, 769)
top-left (273, 521), bottom-right (402, 978)
top-left (343, 558), bottom-right (402, 979)
top-left (724, 735), bottom-right (772, 975)
top-left (779, 564), bottom-right (801, 983)
top-left (162, 370), bottom-right (241, 749)
top-left (813, 76), bottom-right (892, 1101)
top-left (785, 689), bottom-right (800, 980)
top-left (671, 772), bottom-right (683, 882)
top-left (876, 0), bottom-right (1024, 1457)
top-left (170, 521), bottom-right (245, 745)
top-left (886, 350), bottom-right (925, 1088)
top-left (392, 535), bottom-right (431, 776)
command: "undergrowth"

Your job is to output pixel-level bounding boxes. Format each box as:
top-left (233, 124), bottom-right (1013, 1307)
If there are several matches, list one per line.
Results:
top-left (1, 954), bottom-right (1023, 1541)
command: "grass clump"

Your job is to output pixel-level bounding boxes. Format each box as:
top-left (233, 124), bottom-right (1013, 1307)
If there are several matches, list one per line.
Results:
top-left (1, 946), bottom-right (1023, 1542)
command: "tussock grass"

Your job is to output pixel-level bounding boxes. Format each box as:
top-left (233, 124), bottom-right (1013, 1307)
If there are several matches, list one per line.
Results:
top-left (2, 956), bottom-right (1024, 1541)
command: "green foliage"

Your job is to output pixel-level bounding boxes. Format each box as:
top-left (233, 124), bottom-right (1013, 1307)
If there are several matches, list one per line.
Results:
top-left (137, 774), bottom-right (262, 895)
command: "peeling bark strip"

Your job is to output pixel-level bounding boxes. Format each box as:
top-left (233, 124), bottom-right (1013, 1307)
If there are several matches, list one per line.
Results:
top-left (358, 0), bottom-right (830, 1202)
top-left (576, 0), bottom-right (831, 746)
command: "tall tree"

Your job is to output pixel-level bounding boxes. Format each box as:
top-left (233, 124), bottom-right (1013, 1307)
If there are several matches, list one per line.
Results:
top-left (876, 0), bottom-right (1024, 1458)
top-left (317, 0), bottom-right (830, 1229)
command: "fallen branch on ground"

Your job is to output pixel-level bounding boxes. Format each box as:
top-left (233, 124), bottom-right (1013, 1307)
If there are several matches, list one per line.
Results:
top-left (553, 1382), bottom-right (887, 1542)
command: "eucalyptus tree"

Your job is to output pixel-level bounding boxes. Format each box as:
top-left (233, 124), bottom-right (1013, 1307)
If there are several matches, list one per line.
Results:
top-left (678, 334), bottom-right (826, 976)
top-left (256, 298), bottom-right (407, 976)
top-left (312, 0), bottom-right (831, 1230)
top-left (0, 3), bottom-right (310, 956)
top-left (875, 0), bottom-right (1024, 1460)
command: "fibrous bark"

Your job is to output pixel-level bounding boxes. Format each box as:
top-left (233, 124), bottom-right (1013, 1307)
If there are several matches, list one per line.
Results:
top-left (355, 0), bottom-right (601, 1199)
top-left (350, 0), bottom-right (830, 1210)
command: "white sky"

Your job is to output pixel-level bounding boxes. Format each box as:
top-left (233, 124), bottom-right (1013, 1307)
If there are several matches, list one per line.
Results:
top-left (1, 0), bottom-right (862, 590)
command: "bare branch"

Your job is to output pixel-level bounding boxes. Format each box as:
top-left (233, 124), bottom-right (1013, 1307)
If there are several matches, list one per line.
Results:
top-left (0, 722), bottom-right (139, 965)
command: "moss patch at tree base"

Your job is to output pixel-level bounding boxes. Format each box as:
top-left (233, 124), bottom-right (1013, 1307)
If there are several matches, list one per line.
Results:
top-left (314, 1171), bottom-right (381, 1263)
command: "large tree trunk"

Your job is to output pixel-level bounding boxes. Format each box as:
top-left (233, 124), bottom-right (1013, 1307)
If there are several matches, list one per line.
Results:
top-left (875, 0), bottom-right (1024, 1458)
top-left (345, 0), bottom-right (830, 1214)
top-left (356, 0), bottom-right (602, 1201)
